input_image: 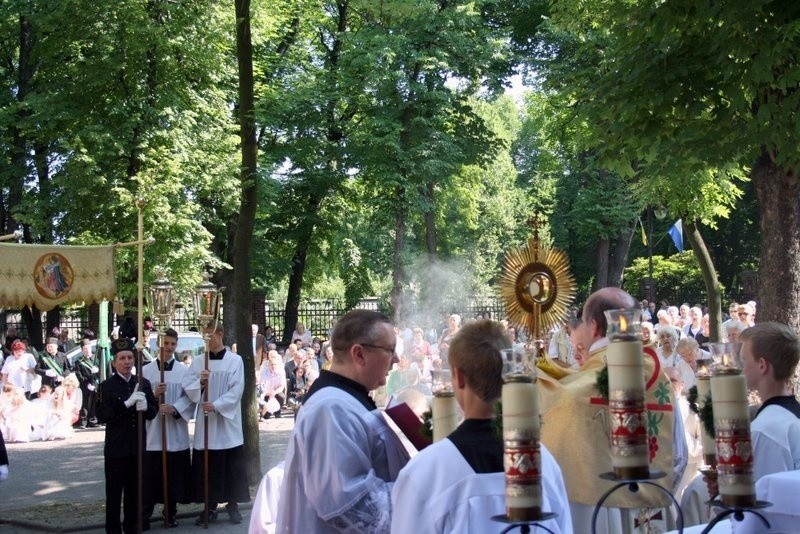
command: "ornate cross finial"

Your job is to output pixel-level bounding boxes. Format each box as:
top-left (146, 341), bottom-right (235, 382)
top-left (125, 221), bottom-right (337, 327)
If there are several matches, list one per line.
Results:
top-left (527, 213), bottom-right (543, 240)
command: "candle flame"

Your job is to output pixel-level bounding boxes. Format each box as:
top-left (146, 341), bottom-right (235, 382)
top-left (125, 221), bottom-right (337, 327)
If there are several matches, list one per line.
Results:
top-left (619, 315), bottom-right (628, 333)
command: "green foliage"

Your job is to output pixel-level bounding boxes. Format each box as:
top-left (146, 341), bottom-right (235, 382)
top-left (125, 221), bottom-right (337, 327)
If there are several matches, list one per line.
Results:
top-left (623, 252), bottom-right (714, 303)
top-left (1, 0), bottom-right (239, 302)
top-left (595, 365), bottom-right (609, 400)
top-left (699, 393), bottom-right (715, 439)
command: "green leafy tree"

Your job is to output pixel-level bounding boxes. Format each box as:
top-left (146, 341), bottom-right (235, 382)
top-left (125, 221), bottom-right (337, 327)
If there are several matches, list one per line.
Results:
top-left (527, 0), bottom-right (800, 330)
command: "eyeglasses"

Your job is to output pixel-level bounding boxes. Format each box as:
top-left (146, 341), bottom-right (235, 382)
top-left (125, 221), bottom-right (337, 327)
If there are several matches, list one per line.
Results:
top-left (360, 343), bottom-right (400, 364)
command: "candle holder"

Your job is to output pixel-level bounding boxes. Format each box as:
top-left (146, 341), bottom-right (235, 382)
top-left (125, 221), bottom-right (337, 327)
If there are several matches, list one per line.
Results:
top-left (500, 347), bottom-right (549, 522)
top-left (490, 513), bottom-right (559, 534)
top-left (431, 370), bottom-right (458, 443)
top-left (604, 308), bottom-right (649, 480)
top-left (591, 471), bottom-right (684, 534)
top-left (708, 342), bottom-right (755, 508)
top-left (700, 500), bottom-right (772, 534)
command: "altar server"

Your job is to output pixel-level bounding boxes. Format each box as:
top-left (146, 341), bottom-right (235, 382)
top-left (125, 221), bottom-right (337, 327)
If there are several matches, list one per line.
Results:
top-left (141, 328), bottom-right (195, 528)
top-left (183, 322), bottom-right (248, 525)
top-left (391, 319), bottom-right (572, 533)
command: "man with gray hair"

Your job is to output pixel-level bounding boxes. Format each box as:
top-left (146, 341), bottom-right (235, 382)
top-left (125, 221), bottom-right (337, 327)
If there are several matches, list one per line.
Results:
top-left (277, 309), bottom-right (409, 533)
top-left (540, 287), bottom-right (685, 533)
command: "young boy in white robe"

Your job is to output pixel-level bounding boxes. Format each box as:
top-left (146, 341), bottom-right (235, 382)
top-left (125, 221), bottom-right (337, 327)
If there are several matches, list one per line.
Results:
top-left (391, 320), bottom-right (573, 533)
top-left (141, 328), bottom-right (195, 528)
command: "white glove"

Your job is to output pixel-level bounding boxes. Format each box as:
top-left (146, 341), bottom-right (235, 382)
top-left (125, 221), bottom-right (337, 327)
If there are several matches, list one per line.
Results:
top-left (135, 398), bottom-right (147, 412)
top-left (91, 366), bottom-right (99, 373)
top-left (0, 465), bottom-right (8, 482)
top-left (87, 384), bottom-right (95, 392)
top-left (124, 391), bottom-right (146, 408)
top-left (45, 369), bottom-right (57, 378)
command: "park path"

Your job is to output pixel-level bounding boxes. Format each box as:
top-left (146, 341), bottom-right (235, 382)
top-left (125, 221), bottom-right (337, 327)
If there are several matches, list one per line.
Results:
top-left (0, 419), bottom-right (292, 533)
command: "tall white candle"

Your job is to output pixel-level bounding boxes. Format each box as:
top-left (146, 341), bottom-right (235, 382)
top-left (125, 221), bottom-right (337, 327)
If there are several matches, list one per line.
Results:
top-left (502, 379), bottom-right (541, 519)
top-left (432, 394), bottom-right (458, 443)
top-left (710, 371), bottom-right (755, 507)
top-left (607, 337), bottom-right (649, 479)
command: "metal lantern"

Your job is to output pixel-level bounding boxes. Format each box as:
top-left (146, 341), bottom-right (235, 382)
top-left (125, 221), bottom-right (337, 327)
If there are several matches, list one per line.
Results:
top-left (149, 272), bottom-right (175, 329)
top-left (193, 273), bottom-right (222, 331)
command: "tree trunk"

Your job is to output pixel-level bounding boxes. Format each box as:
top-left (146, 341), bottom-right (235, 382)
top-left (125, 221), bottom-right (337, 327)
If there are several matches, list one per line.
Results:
top-left (608, 222), bottom-right (634, 288)
top-left (684, 220), bottom-right (723, 342)
top-left (283, 246), bottom-right (308, 345)
top-left (752, 152), bottom-right (800, 330)
top-left (594, 237), bottom-right (610, 289)
top-left (233, 0), bottom-right (260, 486)
top-left (21, 306), bottom-right (44, 350)
top-left (391, 187), bottom-right (407, 323)
top-left (5, 15), bottom-right (34, 234)
top-left (423, 180), bottom-right (437, 299)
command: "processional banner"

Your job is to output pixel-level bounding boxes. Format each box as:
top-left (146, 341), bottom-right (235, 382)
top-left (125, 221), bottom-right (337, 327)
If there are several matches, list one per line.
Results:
top-left (0, 243), bottom-right (116, 311)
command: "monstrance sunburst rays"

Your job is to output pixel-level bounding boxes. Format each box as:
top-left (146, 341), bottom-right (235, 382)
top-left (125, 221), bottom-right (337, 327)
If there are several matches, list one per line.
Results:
top-left (499, 233), bottom-right (576, 340)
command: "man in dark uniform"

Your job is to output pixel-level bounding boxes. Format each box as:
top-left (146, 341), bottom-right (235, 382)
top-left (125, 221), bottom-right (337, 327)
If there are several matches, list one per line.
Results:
top-left (74, 338), bottom-right (100, 428)
top-left (35, 337), bottom-right (72, 389)
top-left (97, 338), bottom-right (158, 534)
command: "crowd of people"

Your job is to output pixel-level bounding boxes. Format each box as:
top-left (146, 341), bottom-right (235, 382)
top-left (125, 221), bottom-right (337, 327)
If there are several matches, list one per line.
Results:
top-left (0, 332), bottom-right (102, 442)
top-left (262, 293), bottom-right (800, 534)
top-left (2, 294), bottom-right (798, 533)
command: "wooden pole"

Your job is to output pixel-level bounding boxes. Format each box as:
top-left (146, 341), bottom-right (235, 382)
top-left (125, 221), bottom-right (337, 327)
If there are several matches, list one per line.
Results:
top-left (160, 338), bottom-right (169, 528)
top-left (203, 333), bottom-right (210, 528)
top-left (136, 199), bottom-right (145, 534)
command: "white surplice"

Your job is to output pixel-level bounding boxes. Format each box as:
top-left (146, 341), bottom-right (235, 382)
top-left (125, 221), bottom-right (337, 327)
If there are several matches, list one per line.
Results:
top-left (142, 359), bottom-right (195, 451)
top-left (182, 350), bottom-right (244, 450)
top-left (275, 384), bottom-right (409, 533)
top-left (391, 439), bottom-right (572, 534)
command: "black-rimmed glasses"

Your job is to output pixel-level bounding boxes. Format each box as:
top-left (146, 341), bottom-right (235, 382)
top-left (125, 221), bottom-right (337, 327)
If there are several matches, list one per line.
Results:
top-left (361, 343), bottom-right (400, 363)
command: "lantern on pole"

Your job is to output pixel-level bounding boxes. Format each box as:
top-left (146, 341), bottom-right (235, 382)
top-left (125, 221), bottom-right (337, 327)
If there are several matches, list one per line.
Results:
top-left (147, 271), bottom-right (175, 528)
top-left (192, 272), bottom-right (222, 527)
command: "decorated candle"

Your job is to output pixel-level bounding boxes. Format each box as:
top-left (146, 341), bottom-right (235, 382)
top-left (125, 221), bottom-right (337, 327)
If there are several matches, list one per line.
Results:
top-left (605, 308), bottom-right (649, 480)
top-left (696, 375), bottom-right (716, 467)
top-left (710, 369), bottom-right (755, 507)
top-left (502, 378), bottom-right (541, 520)
top-left (500, 347), bottom-right (541, 520)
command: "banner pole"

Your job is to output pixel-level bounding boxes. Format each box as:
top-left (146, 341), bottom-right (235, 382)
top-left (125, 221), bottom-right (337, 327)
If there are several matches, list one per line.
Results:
top-left (136, 199), bottom-right (145, 534)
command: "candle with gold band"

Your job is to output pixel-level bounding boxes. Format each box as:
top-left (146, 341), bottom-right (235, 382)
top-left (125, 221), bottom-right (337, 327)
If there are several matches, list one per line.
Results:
top-left (709, 342), bottom-right (755, 507)
top-left (501, 347), bottom-right (542, 520)
top-left (431, 370), bottom-right (458, 443)
top-left (605, 308), bottom-right (649, 480)
top-left (695, 375), bottom-right (716, 467)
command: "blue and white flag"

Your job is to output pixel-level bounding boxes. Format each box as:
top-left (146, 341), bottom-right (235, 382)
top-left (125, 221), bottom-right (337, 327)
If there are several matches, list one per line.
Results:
top-left (668, 219), bottom-right (684, 252)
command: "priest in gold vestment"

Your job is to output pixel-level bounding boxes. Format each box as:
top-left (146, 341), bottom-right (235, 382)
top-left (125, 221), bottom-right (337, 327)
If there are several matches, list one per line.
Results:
top-left (538, 288), bottom-right (687, 533)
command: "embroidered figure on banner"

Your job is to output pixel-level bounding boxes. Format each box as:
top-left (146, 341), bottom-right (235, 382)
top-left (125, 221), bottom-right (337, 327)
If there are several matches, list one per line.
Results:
top-left (34, 253), bottom-right (74, 299)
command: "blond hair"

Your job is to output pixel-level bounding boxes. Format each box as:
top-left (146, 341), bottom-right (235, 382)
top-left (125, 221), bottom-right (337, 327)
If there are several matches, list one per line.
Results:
top-left (447, 320), bottom-right (510, 403)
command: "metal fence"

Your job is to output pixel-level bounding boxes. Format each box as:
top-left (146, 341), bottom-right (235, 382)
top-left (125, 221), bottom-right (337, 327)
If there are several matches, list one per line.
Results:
top-left (1, 295), bottom-right (509, 349)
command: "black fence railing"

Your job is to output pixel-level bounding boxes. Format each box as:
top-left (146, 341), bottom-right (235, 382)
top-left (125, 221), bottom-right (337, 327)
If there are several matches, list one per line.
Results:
top-left (1, 295), bottom-right (510, 350)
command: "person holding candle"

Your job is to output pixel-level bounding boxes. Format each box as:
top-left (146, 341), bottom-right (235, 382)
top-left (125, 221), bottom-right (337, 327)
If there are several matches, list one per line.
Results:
top-left (391, 320), bottom-right (572, 533)
top-left (538, 287), bottom-right (684, 534)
